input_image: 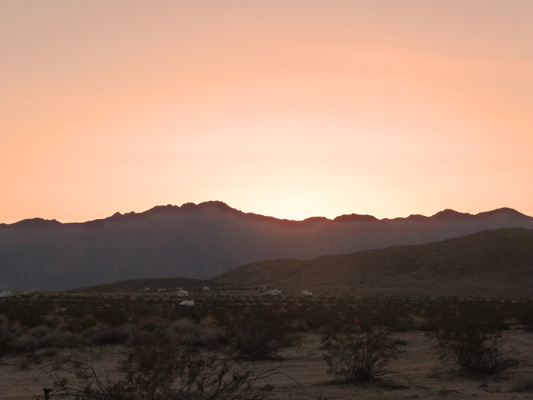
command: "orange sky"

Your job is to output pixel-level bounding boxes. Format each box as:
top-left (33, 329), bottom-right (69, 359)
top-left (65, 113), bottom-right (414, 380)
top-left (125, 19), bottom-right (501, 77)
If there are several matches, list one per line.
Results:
top-left (1, 1), bottom-right (532, 223)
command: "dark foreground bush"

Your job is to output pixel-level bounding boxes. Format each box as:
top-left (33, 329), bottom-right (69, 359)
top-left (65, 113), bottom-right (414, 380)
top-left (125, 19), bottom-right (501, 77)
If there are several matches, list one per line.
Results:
top-left (228, 310), bottom-right (294, 360)
top-left (323, 328), bottom-right (400, 383)
top-left (431, 303), bottom-right (516, 374)
top-left (81, 325), bottom-right (130, 345)
top-left (50, 329), bottom-right (276, 400)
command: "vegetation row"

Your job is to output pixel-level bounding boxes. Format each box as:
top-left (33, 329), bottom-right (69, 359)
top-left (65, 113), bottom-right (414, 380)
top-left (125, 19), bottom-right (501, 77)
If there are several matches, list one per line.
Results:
top-left (1, 291), bottom-right (533, 398)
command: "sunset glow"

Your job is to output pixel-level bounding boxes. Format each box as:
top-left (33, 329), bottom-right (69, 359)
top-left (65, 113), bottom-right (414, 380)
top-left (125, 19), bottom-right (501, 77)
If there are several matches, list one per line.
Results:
top-left (1, 1), bottom-right (532, 223)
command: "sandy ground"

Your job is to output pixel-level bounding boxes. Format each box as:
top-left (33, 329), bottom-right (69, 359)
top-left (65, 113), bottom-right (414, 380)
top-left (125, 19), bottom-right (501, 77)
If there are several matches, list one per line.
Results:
top-left (2, 329), bottom-right (533, 400)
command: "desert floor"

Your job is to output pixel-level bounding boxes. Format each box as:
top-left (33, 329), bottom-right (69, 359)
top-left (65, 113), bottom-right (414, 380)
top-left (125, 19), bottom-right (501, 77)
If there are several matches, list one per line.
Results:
top-left (2, 328), bottom-right (533, 400)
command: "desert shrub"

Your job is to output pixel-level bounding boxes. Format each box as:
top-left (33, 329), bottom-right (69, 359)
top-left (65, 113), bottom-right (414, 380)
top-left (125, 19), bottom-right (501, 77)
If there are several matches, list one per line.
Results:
top-left (228, 309), bottom-right (294, 360)
top-left (93, 306), bottom-right (128, 327)
top-left (43, 315), bottom-right (63, 329)
top-left (323, 328), bottom-right (400, 383)
top-left (194, 317), bottom-right (227, 349)
top-left (290, 319), bottom-right (309, 331)
top-left (518, 302), bottom-right (533, 331)
top-left (0, 316), bottom-right (21, 346)
top-left (192, 325), bottom-right (226, 349)
top-left (285, 301), bottom-right (337, 330)
top-left (11, 328), bottom-right (84, 352)
top-left (0, 339), bottom-right (12, 356)
top-left (0, 329), bottom-right (15, 356)
top-left (412, 317), bottom-right (436, 332)
top-left (169, 317), bottom-right (196, 335)
top-left (17, 353), bottom-right (33, 369)
top-left (11, 334), bottom-right (39, 352)
top-left (81, 325), bottom-right (130, 345)
top-left (63, 316), bottom-right (98, 334)
top-left (61, 301), bottom-right (92, 320)
top-left (51, 329), bottom-right (275, 400)
top-left (431, 303), bottom-right (516, 374)
top-left (1, 298), bottom-right (46, 328)
top-left (27, 325), bottom-right (52, 340)
top-left (395, 316), bottom-right (416, 332)
top-left (158, 318), bottom-right (225, 349)
top-left (39, 330), bottom-right (85, 349)
top-left (10, 326), bottom-right (60, 352)
top-left (17, 350), bottom-right (51, 369)
top-left (358, 305), bottom-right (401, 331)
top-left (512, 377), bottom-right (533, 392)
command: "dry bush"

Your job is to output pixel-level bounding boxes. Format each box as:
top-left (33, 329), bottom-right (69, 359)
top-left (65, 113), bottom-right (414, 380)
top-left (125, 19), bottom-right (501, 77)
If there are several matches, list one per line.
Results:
top-left (290, 319), bottom-right (309, 331)
top-left (228, 312), bottom-right (294, 360)
top-left (39, 330), bottom-right (85, 349)
top-left (162, 317), bottom-right (226, 349)
top-left (0, 330), bottom-right (14, 356)
top-left (81, 325), bottom-right (130, 345)
top-left (323, 328), bottom-right (400, 383)
top-left (512, 377), bottom-right (533, 392)
top-left (50, 328), bottom-right (276, 400)
top-left (194, 325), bottom-right (226, 349)
top-left (43, 315), bottom-right (63, 329)
top-left (11, 334), bottom-right (39, 353)
top-left (431, 303), bottom-right (517, 375)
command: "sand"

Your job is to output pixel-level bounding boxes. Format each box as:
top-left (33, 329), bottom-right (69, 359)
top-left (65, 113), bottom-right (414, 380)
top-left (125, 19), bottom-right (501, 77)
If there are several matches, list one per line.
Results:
top-left (2, 328), bottom-right (533, 400)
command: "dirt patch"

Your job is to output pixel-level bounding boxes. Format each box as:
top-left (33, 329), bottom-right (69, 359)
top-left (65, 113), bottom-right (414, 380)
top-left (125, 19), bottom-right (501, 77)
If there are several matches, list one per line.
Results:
top-left (2, 330), bottom-right (533, 400)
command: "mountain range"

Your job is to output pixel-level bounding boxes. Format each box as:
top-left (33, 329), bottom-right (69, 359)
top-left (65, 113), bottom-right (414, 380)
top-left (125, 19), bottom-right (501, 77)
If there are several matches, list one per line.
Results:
top-left (1, 201), bottom-right (532, 291)
top-left (214, 227), bottom-right (533, 298)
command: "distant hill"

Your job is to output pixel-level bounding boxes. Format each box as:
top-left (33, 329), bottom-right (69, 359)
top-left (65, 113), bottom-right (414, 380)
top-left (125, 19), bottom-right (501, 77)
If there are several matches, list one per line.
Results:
top-left (1, 201), bottom-right (532, 291)
top-left (69, 277), bottom-right (223, 293)
top-left (214, 228), bottom-right (533, 298)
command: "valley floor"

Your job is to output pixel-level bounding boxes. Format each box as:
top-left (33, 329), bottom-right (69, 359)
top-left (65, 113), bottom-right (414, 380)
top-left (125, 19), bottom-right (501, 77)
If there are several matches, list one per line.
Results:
top-left (2, 329), bottom-right (533, 400)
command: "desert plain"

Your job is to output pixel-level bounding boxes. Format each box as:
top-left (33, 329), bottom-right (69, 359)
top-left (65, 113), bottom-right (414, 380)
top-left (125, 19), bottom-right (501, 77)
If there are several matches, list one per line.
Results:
top-left (1, 287), bottom-right (533, 400)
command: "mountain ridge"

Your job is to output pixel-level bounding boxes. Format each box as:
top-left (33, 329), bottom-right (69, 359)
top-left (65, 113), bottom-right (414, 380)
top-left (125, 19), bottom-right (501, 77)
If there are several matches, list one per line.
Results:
top-left (1, 201), bottom-right (529, 227)
top-left (1, 202), bottom-right (532, 291)
top-left (213, 227), bottom-right (533, 298)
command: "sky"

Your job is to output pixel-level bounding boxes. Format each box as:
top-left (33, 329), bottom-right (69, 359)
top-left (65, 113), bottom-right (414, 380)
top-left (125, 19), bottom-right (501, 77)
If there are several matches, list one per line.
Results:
top-left (1, 0), bottom-right (532, 223)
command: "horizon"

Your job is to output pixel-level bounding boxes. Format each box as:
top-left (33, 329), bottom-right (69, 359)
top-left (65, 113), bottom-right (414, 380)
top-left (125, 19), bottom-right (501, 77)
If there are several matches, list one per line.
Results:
top-left (2, 1), bottom-right (532, 224)
top-left (1, 200), bottom-right (529, 225)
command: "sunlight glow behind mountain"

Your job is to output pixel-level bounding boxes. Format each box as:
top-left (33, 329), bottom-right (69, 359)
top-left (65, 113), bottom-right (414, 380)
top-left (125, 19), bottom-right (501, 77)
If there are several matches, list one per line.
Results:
top-left (1, 1), bottom-right (532, 223)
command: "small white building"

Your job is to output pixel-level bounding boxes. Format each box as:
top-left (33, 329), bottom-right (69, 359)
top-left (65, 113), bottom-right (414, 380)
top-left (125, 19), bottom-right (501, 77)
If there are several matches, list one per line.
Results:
top-left (203, 286), bottom-right (211, 291)
top-left (301, 290), bottom-right (313, 296)
top-left (177, 290), bottom-right (189, 297)
top-left (179, 300), bottom-right (195, 307)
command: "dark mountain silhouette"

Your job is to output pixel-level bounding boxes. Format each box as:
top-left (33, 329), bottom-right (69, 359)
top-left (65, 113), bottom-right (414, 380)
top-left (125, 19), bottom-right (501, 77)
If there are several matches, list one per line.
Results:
top-left (214, 228), bottom-right (533, 298)
top-left (1, 201), bottom-right (532, 291)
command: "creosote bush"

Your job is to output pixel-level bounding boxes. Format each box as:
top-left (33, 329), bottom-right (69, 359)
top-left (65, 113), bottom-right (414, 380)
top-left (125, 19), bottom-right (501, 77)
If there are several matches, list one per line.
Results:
top-left (323, 328), bottom-right (400, 383)
top-left (228, 308), bottom-right (294, 360)
top-left (431, 302), bottom-right (517, 374)
top-left (51, 328), bottom-right (275, 400)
